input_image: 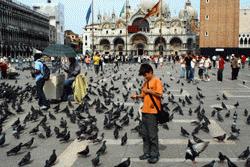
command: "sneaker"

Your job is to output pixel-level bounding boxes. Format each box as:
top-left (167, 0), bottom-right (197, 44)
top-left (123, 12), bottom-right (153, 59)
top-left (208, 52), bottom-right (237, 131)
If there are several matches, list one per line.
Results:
top-left (40, 105), bottom-right (48, 110)
top-left (139, 154), bottom-right (150, 160)
top-left (148, 156), bottom-right (159, 164)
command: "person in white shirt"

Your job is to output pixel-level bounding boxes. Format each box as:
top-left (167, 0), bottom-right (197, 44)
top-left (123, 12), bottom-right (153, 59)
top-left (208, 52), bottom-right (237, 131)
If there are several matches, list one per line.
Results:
top-left (190, 56), bottom-right (196, 81)
top-left (179, 55), bottom-right (186, 78)
top-left (159, 56), bottom-right (164, 68)
top-left (198, 56), bottom-right (205, 80)
top-left (212, 55), bottom-right (217, 68)
top-left (204, 56), bottom-right (212, 81)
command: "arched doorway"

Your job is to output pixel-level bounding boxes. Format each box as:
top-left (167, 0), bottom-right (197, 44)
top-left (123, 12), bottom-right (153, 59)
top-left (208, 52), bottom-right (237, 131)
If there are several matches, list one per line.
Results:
top-left (169, 37), bottom-right (182, 54)
top-left (132, 17), bottom-right (150, 32)
top-left (131, 34), bottom-right (147, 56)
top-left (187, 38), bottom-right (193, 50)
top-left (100, 39), bottom-right (110, 53)
top-left (154, 37), bottom-right (166, 55)
top-left (113, 38), bottom-right (125, 55)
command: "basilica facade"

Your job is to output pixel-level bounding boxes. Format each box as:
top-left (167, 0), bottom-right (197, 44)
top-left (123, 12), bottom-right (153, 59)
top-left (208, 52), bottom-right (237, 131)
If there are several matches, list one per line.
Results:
top-left (83, 0), bottom-right (198, 56)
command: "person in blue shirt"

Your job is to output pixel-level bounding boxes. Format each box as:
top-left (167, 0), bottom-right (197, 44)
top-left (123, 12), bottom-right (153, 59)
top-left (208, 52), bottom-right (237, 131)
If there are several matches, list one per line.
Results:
top-left (33, 53), bottom-right (50, 110)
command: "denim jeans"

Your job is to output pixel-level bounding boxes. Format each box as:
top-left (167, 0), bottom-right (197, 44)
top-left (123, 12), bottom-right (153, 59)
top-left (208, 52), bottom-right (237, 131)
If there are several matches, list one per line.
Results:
top-left (186, 66), bottom-right (191, 80)
top-left (36, 78), bottom-right (48, 106)
top-left (190, 68), bottom-right (194, 80)
top-left (62, 79), bottom-right (74, 100)
top-left (180, 67), bottom-right (186, 78)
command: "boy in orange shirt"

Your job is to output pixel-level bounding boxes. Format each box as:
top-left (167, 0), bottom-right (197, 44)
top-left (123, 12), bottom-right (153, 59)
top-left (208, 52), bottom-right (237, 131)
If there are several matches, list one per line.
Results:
top-left (131, 63), bottom-right (163, 164)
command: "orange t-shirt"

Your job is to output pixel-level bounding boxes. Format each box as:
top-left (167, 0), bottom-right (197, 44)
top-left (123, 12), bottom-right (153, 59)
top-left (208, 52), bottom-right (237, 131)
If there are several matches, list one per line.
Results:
top-left (141, 77), bottom-right (163, 114)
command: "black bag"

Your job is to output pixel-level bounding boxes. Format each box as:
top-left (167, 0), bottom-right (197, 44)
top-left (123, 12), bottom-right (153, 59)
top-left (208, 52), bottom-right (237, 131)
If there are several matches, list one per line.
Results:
top-left (147, 83), bottom-right (169, 124)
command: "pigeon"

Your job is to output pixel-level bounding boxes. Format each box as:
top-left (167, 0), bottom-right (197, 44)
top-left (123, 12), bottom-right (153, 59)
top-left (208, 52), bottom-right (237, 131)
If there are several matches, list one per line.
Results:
top-left (247, 115), bottom-right (250, 125)
top-left (234, 102), bottom-right (239, 108)
top-left (225, 110), bottom-right (231, 118)
top-left (114, 157), bottom-right (131, 167)
top-left (114, 127), bottom-right (119, 139)
top-left (222, 93), bottom-right (228, 100)
top-left (93, 133), bottom-right (105, 144)
top-left (96, 141), bottom-right (107, 156)
top-left (238, 146), bottom-right (250, 160)
top-left (7, 143), bottom-right (23, 156)
top-left (213, 134), bottom-right (226, 142)
top-left (38, 132), bottom-right (46, 139)
top-left (18, 152), bottom-right (31, 166)
top-left (217, 112), bottom-right (224, 122)
top-left (59, 131), bottom-right (70, 142)
top-left (244, 109), bottom-right (248, 117)
top-left (221, 102), bottom-right (227, 109)
top-left (225, 156), bottom-right (238, 167)
top-left (227, 132), bottom-right (239, 140)
top-left (181, 127), bottom-right (190, 137)
top-left (22, 137), bottom-right (34, 149)
top-left (245, 158), bottom-right (250, 167)
top-left (91, 155), bottom-right (100, 167)
top-left (192, 134), bottom-right (204, 143)
top-left (185, 140), bottom-right (209, 162)
top-left (121, 132), bottom-right (128, 146)
top-left (218, 152), bottom-right (227, 163)
top-left (77, 145), bottom-right (90, 157)
top-left (48, 112), bottom-right (56, 120)
top-left (47, 149), bottom-right (57, 166)
top-left (201, 160), bottom-right (215, 167)
top-left (243, 81), bottom-right (246, 85)
top-left (0, 132), bottom-right (6, 146)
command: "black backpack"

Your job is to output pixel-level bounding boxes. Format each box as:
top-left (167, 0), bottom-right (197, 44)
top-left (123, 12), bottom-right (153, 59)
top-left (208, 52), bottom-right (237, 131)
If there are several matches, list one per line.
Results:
top-left (39, 61), bottom-right (50, 81)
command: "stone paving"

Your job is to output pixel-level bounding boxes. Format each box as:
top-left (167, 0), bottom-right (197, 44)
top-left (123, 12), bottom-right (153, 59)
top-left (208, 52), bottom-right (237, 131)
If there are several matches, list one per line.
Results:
top-left (0, 62), bottom-right (250, 167)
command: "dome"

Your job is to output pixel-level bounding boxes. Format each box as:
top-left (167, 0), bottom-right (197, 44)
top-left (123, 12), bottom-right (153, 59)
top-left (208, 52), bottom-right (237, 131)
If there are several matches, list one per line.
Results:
top-left (179, 0), bottom-right (198, 20)
top-left (140, 0), bottom-right (170, 16)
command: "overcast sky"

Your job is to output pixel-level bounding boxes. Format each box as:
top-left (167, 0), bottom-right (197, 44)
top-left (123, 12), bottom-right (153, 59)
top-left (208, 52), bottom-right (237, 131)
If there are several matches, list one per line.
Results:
top-left (18, 0), bottom-right (250, 34)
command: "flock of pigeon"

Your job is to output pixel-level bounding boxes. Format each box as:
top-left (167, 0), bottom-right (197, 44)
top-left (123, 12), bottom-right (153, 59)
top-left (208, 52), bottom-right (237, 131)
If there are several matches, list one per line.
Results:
top-left (0, 64), bottom-right (250, 167)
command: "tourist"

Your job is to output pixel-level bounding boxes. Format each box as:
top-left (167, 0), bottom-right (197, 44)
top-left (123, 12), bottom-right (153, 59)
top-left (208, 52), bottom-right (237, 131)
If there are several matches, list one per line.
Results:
top-left (185, 53), bottom-right (192, 81)
top-left (204, 56), bottom-right (212, 81)
top-left (198, 56), bottom-right (205, 81)
top-left (114, 56), bottom-right (119, 70)
top-left (217, 55), bottom-right (225, 82)
top-left (31, 53), bottom-right (50, 110)
top-left (179, 55), bottom-right (186, 78)
top-left (93, 52), bottom-right (101, 75)
top-left (241, 55), bottom-right (247, 69)
top-left (85, 54), bottom-right (91, 70)
top-left (131, 63), bottom-right (163, 164)
top-left (231, 55), bottom-right (239, 80)
top-left (190, 55), bottom-right (197, 81)
top-left (61, 57), bottom-right (81, 101)
top-left (212, 55), bottom-right (217, 68)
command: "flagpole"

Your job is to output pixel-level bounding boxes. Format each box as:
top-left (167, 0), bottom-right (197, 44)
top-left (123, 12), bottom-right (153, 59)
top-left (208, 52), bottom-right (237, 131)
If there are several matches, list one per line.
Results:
top-left (160, 0), bottom-right (163, 56)
top-left (125, 0), bottom-right (128, 59)
top-left (92, 0), bottom-right (95, 55)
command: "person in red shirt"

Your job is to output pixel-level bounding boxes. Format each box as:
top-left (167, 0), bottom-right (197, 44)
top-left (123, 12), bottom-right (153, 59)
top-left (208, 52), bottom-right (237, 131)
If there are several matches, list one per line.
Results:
top-left (241, 55), bottom-right (247, 69)
top-left (217, 55), bottom-right (225, 82)
top-left (0, 60), bottom-right (9, 79)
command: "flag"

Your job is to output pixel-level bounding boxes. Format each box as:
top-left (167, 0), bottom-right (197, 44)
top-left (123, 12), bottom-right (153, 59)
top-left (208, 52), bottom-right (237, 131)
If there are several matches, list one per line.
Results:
top-left (144, 0), bottom-right (160, 19)
top-left (86, 3), bottom-right (92, 25)
top-left (119, 3), bottom-right (125, 17)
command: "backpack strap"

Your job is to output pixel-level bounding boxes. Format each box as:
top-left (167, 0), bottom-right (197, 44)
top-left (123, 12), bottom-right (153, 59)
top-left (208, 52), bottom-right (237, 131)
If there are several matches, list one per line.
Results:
top-left (147, 82), bottom-right (160, 114)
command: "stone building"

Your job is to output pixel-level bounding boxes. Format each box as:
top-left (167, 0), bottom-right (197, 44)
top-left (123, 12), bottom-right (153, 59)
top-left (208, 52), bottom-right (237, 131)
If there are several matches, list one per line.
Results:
top-left (200, 0), bottom-right (239, 56)
top-left (32, 0), bottom-right (65, 44)
top-left (0, 0), bottom-right (49, 58)
top-left (239, 8), bottom-right (250, 48)
top-left (83, 0), bottom-right (198, 56)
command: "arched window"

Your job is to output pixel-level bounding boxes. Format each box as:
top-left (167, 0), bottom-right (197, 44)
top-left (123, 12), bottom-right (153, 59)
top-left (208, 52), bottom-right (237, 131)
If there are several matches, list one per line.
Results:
top-left (240, 38), bottom-right (243, 45)
top-left (248, 38), bottom-right (250, 45)
top-left (244, 38), bottom-right (248, 45)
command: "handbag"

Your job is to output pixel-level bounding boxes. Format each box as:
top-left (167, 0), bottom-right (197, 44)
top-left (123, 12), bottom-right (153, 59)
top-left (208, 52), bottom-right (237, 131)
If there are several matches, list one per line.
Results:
top-left (147, 82), bottom-right (169, 124)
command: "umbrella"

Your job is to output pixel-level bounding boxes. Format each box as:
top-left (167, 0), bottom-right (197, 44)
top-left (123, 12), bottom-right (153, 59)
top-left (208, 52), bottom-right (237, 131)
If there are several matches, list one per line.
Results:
top-left (42, 44), bottom-right (76, 57)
